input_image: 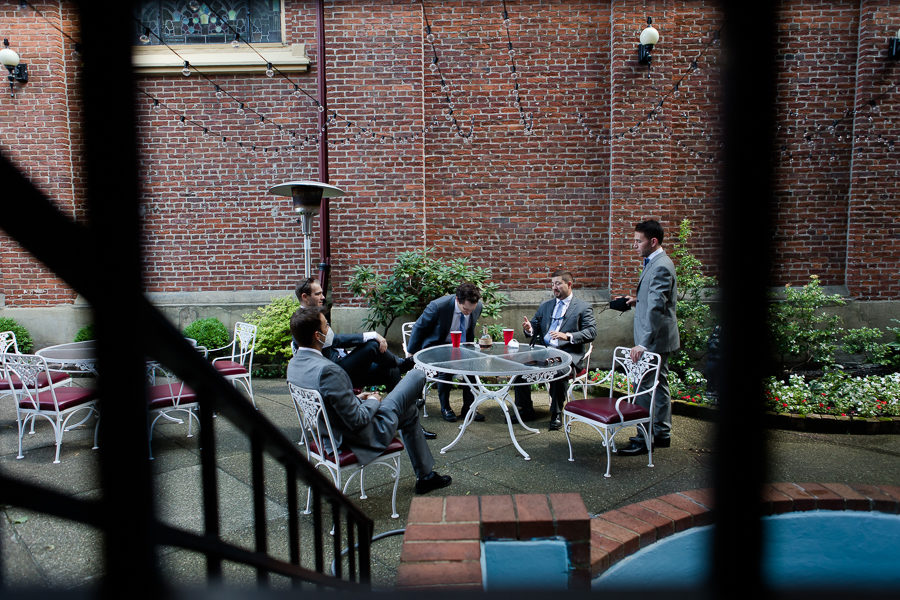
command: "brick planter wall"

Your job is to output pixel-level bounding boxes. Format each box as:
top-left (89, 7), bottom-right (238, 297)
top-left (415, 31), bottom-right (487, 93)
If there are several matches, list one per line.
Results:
top-left (397, 493), bottom-right (591, 590)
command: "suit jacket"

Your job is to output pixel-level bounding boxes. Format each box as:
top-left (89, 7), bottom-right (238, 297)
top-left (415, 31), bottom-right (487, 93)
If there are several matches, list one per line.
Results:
top-left (406, 294), bottom-right (483, 355)
top-left (525, 295), bottom-right (596, 370)
top-left (287, 348), bottom-right (385, 465)
top-left (633, 250), bottom-right (680, 354)
top-left (322, 329), bottom-right (365, 363)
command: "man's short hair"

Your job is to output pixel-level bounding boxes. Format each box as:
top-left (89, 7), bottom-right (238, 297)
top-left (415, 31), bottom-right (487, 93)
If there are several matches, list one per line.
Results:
top-left (551, 270), bottom-right (574, 284)
top-left (455, 282), bottom-right (481, 304)
top-left (635, 219), bottom-right (665, 245)
top-left (290, 306), bottom-right (324, 348)
top-left (294, 277), bottom-right (318, 303)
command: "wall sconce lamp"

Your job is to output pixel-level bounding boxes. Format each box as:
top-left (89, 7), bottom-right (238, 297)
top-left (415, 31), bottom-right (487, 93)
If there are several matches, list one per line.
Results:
top-left (269, 180), bottom-right (346, 279)
top-left (0, 39), bottom-right (28, 97)
top-left (638, 17), bottom-right (659, 65)
top-left (889, 28), bottom-right (900, 59)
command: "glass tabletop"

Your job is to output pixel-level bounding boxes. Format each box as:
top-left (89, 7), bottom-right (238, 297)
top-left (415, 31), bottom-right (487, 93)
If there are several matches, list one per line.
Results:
top-left (413, 342), bottom-right (571, 377)
top-left (35, 340), bottom-right (97, 361)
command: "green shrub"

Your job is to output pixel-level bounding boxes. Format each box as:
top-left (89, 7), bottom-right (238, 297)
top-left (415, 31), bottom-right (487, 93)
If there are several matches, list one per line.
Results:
top-left (183, 318), bottom-right (230, 352)
top-left (669, 219), bottom-right (717, 372)
top-left (349, 249), bottom-right (507, 335)
top-left (842, 327), bottom-right (895, 366)
top-left (769, 275), bottom-right (845, 368)
top-left (0, 317), bottom-right (33, 353)
top-left (74, 323), bottom-right (95, 342)
top-left (766, 370), bottom-right (900, 418)
top-left (242, 296), bottom-right (300, 362)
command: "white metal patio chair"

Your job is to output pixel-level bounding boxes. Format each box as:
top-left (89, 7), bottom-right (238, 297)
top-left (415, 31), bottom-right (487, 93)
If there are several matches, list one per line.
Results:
top-left (3, 353), bottom-right (99, 464)
top-left (565, 342), bottom-right (595, 401)
top-left (210, 321), bottom-right (257, 408)
top-left (1, 331), bottom-right (71, 404)
top-left (147, 363), bottom-right (199, 460)
top-left (562, 346), bottom-right (661, 478)
top-left (288, 383), bottom-right (404, 519)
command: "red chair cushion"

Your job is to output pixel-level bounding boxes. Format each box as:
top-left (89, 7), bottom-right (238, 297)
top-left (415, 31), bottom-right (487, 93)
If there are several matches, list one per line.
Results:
top-left (213, 361), bottom-right (248, 376)
top-left (147, 383), bottom-right (197, 409)
top-left (22, 386), bottom-right (97, 411)
top-left (1, 370), bottom-right (70, 391)
top-left (575, 367), bottom-right (588, 378)
top-left (565, 397), bottom-right (649, 425)
top-left (308, 437), bottom-right (404, 468)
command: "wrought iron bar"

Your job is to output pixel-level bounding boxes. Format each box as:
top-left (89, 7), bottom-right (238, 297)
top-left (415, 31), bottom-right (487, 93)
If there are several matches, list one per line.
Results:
top-left (251, 433), bottom-right (269, 586)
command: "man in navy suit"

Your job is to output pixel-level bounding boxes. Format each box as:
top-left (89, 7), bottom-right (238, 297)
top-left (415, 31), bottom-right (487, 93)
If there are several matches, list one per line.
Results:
top-left (515, 271), bottom-right (596, 431)
top-left (618, 219), bottom-right (679, 456)
top-left (406, 283), bottom-right (484, 422)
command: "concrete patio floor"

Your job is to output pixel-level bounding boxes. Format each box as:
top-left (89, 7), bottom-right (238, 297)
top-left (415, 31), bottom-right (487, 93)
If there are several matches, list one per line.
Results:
top-left (2, 377), bottom-right (899, 591)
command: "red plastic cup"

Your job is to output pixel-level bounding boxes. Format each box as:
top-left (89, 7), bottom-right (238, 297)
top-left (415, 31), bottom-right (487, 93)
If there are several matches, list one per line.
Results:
top-left (502, 328), bottom-right (515, 344)
top-left (450, 330), bottom-right (462, 347)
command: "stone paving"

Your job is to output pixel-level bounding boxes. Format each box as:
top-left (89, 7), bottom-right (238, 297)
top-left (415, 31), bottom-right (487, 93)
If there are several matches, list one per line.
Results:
top-left (2, 377), bottom-right (899, 591)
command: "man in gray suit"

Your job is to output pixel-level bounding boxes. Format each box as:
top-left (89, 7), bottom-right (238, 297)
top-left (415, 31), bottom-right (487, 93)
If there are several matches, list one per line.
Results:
top-left (406, 283), bottom-right (483, 423)
top-left (515, 271), bottom-right (596, 431)
top-left (287, 306), bottom-right (451, 494)
top-left (618, 219), bottom-right (679, 456)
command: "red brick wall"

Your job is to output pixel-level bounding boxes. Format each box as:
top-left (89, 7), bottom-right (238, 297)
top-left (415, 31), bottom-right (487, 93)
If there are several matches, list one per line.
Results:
top-left (2, 0), bottom-right (898, 310)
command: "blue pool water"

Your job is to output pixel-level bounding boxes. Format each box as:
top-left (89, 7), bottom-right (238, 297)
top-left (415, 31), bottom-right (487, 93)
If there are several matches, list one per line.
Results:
top-left (482, 538), bottom-right (570, 590)
top-left (594, 510), bottom-right (900, 589)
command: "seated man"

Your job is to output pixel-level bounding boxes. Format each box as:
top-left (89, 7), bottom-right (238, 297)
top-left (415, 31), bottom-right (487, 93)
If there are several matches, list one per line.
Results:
top-left (287, 306), bottom-right (451, 495)
top-left (296, 277), bottom-right (414, 393)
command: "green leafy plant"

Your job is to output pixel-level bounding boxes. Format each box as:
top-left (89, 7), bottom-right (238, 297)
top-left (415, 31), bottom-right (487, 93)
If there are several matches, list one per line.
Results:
top-left (842, 327), bottom-right (895, 366)
top-left (242, 295), bottom-right (301, 362)
top-left (183, 318), bottom-right (230, 352)
top-left (349, 249), bottom-right (507, 335)
top-left (669, 219), bottom-right (717, 372)
top-left (74, 324), bottom-right (95, 342)
top-left (0, 317), bottom-right (33, 353)
top-left (765, 370), bottom-right (900, 418)
top-left (768, 275), bottom-right (845, 369)
top-left (670, 367), bottom-right (710, 405)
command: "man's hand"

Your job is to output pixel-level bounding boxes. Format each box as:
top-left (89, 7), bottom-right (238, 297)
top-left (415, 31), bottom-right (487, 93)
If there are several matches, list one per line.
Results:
top-left (373, 333), bottom-right (388, 353)
top-left (358, 391), bottom-right (382, 402)
top-left (630, 345), bottom-right (644, 363)
top-left (549, 331), bottom-right (570, 341)
top-left (522, 316), bottom-right (533, 335)
top-left (625, 295), bottom-right (637, 308)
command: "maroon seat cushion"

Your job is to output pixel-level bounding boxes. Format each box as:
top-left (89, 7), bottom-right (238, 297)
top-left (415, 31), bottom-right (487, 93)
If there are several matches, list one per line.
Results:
top-left (1, 370), bottom-right (70, 391)
top-left (147, 383), bottom-right (197, 409)
top-left (308, 437), bottom-right (405, 467)
top-left (575, 367), bottom-right (588, 378)
top-left (213, 360), bottom-right (248, 376)
top-left (565, 397), bottom-right (649, 425)
top-left (22, 386), bottom-right (97, 411)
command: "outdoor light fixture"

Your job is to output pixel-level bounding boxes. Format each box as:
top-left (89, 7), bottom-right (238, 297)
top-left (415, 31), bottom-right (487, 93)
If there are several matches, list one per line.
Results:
top-left (0, 39), bottom-right (28, 97)
top-left (269, 180), bottom-right (346, 279)
top-left (638, 17), bottom-right (659, 65)
top-left (889, 27), bottom-right (900, 59)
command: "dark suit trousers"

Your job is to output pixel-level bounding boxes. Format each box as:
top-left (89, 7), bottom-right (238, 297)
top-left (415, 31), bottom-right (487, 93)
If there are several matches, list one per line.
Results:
top-left (372, 370), bottom-right (434, 478)
top-left (437, 375), bottom-right (475, 413)
top-left (334, 340), bottom-right (402, 392)
top-left (514, 369), bottom-right (569, 417)
top-left (634, 352), bottom-right (671, 440)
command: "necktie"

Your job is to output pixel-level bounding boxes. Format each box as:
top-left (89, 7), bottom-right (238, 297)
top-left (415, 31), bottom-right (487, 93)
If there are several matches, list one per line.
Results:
top-left (545, 300), bottom-right (565, 345)
top-left (459, 313), bottom-right (467, 343)
top-left (643, 257), bottom-right (650, 268)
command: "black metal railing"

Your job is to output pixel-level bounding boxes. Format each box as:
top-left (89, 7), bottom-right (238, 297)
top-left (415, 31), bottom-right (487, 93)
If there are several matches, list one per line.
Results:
top-left (0, 2), bottom-right (372, 595)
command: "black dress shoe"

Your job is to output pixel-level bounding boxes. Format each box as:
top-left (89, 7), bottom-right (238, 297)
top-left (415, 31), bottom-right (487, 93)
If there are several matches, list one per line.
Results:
top-left (629, 435), bottom-right (671, 448)
top-left (421, 426), bottom-right (437, 440)
top-left (441, 408), bottom-right (457, 422)
top-left (618, 439), bottom-right (652, 456)
top-left (548, 416), bottom-right (562, 431)
top-left (399, 356), bottom-right (416, 374)
top-left (516, 407), bottom-right (538, 421)
top-left (460, 409), bottom-right (485, 422)
top-left (415, 471), bottom-right (452, 494)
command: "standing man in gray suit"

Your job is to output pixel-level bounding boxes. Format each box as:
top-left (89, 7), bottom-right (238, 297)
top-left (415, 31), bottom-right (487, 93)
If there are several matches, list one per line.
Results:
top-left (618, 219), bottom-right (679, 456)
top-left (515, 271), bottom-right (596, 430)
top-left (287, 306), bottom-right (451, 495)
top-left (406, 283), bottom-right (483, 423)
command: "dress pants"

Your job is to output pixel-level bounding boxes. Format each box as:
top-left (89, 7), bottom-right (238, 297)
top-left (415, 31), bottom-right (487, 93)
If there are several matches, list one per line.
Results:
top-left (514, 368), bottom-right (569, 417)
top-left (335, 340), bottom-right (402, 392)
top-left (633, 351), bottom-right (671, 440)
top-left (437, 374), bottom-right (475, 413)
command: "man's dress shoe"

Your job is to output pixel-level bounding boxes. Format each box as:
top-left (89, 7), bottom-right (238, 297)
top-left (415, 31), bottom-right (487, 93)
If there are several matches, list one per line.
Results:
top-left (617, 437), bottom-right (670, 456)
top-left (440, 408), bottom-right (457, 422)
top-left (516, 407), bottom-right (538, 421)
top-left (460, 409), bottom-right (485, 422)
top-left (548, 416), bottom-right (562, 431)
top-left (422, 427), bottom-right (437, 440)
top-left (415, 472), bottom-right (452, 494)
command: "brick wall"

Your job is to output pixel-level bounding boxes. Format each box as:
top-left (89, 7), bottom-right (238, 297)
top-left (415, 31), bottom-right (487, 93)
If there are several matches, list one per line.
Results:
top-left (1, 0), bottom-right (897, 312)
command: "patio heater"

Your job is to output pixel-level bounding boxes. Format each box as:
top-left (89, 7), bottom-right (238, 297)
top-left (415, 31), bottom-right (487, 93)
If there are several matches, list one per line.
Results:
top-left (269, 180), bottom-right (346, 279)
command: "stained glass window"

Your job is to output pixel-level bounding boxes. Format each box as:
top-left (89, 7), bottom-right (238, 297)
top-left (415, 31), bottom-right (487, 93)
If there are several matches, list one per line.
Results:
top-left (135, 1), bottom-right (282, 46)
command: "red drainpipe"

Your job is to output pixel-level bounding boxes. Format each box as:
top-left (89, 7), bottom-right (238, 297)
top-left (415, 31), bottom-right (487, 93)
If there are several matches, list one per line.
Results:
top-left (315, 0), bottom-right (332, 295)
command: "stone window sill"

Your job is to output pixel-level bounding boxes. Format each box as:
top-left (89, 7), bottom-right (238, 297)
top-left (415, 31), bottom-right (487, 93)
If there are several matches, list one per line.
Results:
top-left (132, 43), bottom-right (309, 75)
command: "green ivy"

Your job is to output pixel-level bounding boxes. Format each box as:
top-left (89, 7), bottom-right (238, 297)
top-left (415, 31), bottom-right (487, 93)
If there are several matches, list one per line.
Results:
top-left (0, 317), bottom-right (33, 353)
top-left (349, 249), bottom-right (507, 335)
top-left (242, 295), bottom-right (301, 361)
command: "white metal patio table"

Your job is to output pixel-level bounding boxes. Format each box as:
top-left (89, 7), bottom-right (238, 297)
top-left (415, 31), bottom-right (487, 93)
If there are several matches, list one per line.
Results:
top-left (35, 340), bottom-right (99, 375)
top-left (413, 342), bottom-right (572, 460)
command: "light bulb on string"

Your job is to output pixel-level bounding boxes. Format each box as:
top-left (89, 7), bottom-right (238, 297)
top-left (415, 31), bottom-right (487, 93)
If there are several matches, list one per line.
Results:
top-left (215, 85), bottom-right (224, 99)
top-left (231, 34), bottom-right (240, 48)
top-left (425, 25), bottom-right (434, 43)
top-left (265, 62), bottom-right (274, 77)
top-left (430, 56), bottom-right (438, 71)
top-left (182, 61), bottom-right (191, 76)
top-left (237, 102), bottom-right (245, 114)
top-left (139, 28), bottom-right (151, 44)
